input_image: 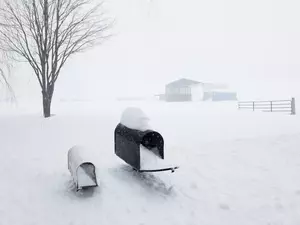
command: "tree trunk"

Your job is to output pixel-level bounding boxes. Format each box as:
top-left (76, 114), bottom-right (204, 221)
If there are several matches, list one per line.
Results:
top-left (42, 85), bottom-right (54, 118)
top-left (42, 93), bottom-right (51, 118)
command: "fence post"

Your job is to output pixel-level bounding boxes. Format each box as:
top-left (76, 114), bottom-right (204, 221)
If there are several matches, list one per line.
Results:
top-left (291, 97), bottom-right (296, 115)
top-left (270, 101), bottom-right (273, 112)
top-left (253, 101), bottom-right (255, 111)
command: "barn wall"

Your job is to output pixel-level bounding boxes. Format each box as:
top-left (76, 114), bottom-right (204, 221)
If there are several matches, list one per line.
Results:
top-left (165, 86), bottom-right (192, 102)
top-left (166, 94), bottom-right (191, 102)
top-left (191, 84), bottom-right (204, 101)
top-left (212, 92), bottom-right (237, 101)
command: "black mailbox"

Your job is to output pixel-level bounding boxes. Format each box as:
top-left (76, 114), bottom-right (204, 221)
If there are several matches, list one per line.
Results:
top-left (114, 123), bottom-right (164, 171)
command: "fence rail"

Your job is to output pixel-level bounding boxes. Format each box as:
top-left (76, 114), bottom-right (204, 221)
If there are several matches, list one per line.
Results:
top-left (238, 98), bottom-right (296, 115)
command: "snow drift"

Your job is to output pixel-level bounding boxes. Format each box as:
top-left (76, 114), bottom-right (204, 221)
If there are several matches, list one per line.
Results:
top-left (0, 100), bottom-right (300, 225)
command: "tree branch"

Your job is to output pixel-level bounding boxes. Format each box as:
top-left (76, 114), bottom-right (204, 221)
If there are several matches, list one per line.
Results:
top-left (0, 0), bottom-right (113, 96)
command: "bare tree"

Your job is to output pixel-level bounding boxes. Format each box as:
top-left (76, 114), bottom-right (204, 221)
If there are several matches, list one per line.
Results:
top-left (0, 0), bottom-right (113, 117)
top-left (0, 69), bottom-right (14, 101)
top-left (0, 53), bottom-right (15, 102)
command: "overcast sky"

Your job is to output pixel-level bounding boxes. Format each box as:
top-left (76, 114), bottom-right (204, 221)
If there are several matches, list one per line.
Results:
top-left (7, 0), bottom-right (300, 101)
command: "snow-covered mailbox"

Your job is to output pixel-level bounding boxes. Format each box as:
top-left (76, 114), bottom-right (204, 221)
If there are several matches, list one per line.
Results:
top-left (68, 146), bottom-right (98, 191)
top-left (114, 107), bottom-right (178, 172)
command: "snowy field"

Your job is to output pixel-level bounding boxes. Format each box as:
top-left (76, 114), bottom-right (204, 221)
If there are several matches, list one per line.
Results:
top-left (1, 100), bottom-right (300, 225)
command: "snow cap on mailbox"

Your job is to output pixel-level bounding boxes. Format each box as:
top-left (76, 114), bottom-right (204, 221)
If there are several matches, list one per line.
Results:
top-left (120, 107), bottom-right (151, 131)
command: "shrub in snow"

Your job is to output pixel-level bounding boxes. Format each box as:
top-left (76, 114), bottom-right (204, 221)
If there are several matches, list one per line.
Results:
top-left (120, 107), bottom-right (151, 131)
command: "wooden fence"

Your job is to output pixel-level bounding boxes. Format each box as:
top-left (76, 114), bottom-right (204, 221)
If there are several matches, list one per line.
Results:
top-left (238, 98), bottom-right (296, 115)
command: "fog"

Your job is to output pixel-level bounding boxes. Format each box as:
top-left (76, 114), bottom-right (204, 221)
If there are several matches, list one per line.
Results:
top-left (5, 0), bottom-right (300, 102)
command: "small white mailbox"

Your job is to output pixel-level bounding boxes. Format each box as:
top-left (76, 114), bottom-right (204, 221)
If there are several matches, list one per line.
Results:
top-left (68, 145), bottom-right (98, 191)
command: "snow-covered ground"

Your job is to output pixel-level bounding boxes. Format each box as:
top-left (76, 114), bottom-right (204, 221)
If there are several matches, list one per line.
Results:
top-left (0, 100), bottom-right (300, 225)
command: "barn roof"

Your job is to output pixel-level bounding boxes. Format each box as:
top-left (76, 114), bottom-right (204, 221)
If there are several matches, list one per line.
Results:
top-left (166, 78), bottom-right (201, 88)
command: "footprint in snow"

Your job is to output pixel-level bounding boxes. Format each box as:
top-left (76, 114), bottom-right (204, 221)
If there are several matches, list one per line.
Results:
top-left (189, 182), bottom-right (198, 190)
top-left (219, 203), bottom-right (230, 210)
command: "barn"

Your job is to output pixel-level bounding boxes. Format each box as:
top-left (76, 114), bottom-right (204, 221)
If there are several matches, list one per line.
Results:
top-left (165, 78), bottom-right (200, 102)
top-left (164, 78), bottom-right (237, 102)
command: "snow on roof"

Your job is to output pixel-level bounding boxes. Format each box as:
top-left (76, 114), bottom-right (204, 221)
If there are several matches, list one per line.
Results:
top-left (166, 78), bottom-right (201, 88)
